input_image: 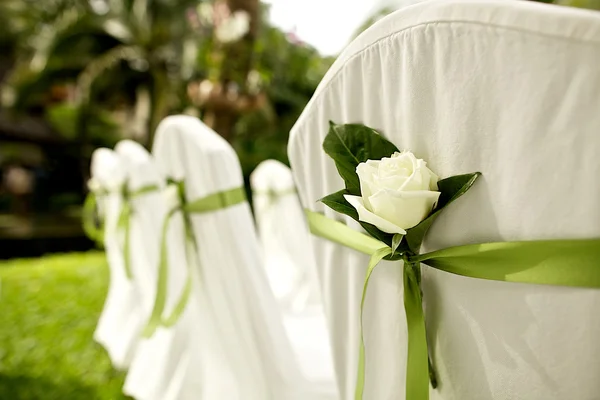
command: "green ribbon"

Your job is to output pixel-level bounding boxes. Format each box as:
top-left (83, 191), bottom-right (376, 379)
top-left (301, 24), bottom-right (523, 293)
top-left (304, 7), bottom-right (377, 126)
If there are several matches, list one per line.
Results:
top-left (306, 210), bottom-right (600, 400)
top-left (116, 183), bottom-right (160, 280)
top-left (142, 182), bottom-right (247, 338)
top-left (82, 190), bottom-right (107, 247)
top-left (83, 183), bottom-right (159, 277)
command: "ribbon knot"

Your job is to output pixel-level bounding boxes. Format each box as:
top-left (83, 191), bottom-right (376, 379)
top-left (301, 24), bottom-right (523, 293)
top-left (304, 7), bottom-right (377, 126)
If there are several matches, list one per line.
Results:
top-left (142, 181), bottom-right (247, 338)
top-left (306, 210), bottom-right (600, 400)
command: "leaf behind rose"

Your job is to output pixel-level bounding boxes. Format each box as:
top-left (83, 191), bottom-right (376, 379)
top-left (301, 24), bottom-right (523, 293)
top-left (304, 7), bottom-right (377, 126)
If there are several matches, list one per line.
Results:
top-left (404, 172), bottom-right (481, 254)
top-left (320, 190), bottom-right (358, 219)
top-left (320, 189), bottom-right (395, 247)
top-left (323, 122), bottom-right (399, 195)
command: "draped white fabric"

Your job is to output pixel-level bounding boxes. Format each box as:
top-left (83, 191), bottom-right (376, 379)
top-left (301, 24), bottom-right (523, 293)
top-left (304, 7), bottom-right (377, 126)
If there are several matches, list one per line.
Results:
top-left (112, 140), bottom-right (179, 400)
top-left (148, 115), bottom-right (311, 399)
top-left (250, 159), bottom-right (321, 310)
top-left (288, 1), bottom-right (600, 399)
top-left (91, 148), bottom-right (141, 370)
top-left (250, 160), bottom-right (339, 398)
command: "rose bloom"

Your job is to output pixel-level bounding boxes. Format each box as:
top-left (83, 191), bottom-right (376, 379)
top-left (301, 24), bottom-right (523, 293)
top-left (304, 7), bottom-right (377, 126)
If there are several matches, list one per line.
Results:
top-left (345, 151), bottom-right (440, 235)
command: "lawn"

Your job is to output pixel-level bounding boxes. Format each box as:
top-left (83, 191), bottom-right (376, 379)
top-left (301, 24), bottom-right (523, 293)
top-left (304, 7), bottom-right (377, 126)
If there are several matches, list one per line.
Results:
top-left (0, 252), bottom-right (130, 400)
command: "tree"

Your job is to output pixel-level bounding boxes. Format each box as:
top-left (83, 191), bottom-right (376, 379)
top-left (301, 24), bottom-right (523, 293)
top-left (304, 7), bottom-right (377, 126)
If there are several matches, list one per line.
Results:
top-left (7, 0), bottom-right (200, 147)
top-left (190, 0), bottom-right (263, 140)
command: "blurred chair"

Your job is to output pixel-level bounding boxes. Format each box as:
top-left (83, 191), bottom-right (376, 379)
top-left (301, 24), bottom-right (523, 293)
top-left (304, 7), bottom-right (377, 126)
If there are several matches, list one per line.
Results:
top-left (288, 1), bottom-right (600, 399)
top-left (251, 159), bottom-right (339, 398)
top-left (251, 159), bottom-right (317, 311)
top-left (91, 148), bottom-right (142, 370)
top-left (145, 115), bottom-right (315, 399)
top-left (113, 140), bottom-right (177, 400)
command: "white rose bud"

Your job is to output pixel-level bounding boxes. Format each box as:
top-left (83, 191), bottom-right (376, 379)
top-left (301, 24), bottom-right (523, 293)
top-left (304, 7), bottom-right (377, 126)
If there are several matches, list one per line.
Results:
top-left (344, 151), bottom-right (440, 235)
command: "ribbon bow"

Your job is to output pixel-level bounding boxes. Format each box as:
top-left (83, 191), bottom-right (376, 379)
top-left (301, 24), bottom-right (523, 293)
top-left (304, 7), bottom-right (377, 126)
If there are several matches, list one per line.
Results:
top-left (306, 210), bottom-right (600, 400)
top-left (143, 180), bottom-right (247, 338)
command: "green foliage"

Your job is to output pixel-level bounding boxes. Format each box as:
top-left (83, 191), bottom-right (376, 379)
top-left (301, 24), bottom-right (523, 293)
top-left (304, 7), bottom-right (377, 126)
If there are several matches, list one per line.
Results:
top-left (0, 252), bottom-right (130, 400)
top-left (231, 23), bottom-right (334, 177)
top-left (323, 122), bottom-right (399, 193)
top-left (45, 103), bottom-right (121, 146)
top-left (403, 173), bottom-right (480, 254)
top-left (555, 0), bottom-right (600, 9)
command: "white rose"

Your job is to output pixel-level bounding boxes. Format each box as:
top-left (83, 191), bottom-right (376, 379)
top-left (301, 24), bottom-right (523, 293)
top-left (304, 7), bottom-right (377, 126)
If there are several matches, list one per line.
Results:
top-left (344, 151), bottom-right (440, 235)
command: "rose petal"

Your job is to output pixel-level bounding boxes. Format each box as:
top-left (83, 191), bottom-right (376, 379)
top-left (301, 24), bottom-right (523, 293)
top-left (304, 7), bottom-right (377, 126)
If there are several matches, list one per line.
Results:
top-left (378, 153), bottom-right (412, 178)
top-left (429, 170), bottom-right (439, 191)
top-left (344, 195), bottom-right (407, 235)
top-left (364, 159), bottom-right (381, 168)
top-left (356, 162), bottom-right (379, 200)
top-left (374, 174), bottom-right (409, 191)
top-left (368, 189), bottom-right (440, 230)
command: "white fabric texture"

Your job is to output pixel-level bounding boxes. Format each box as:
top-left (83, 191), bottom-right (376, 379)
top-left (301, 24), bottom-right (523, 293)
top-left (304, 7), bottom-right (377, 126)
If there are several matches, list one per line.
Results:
top-left (288, 1), bottom-right (600, 400)
top-left (250, 159), bottom-right (321, 310)
top-left (250, 160), bottom-right (339, 398)
top-left (91, 148), bottom-right (140, 370)
top-left (149, 115), bottom-right (310, 399)
top-left (113, 140), bottom-right (177, 400)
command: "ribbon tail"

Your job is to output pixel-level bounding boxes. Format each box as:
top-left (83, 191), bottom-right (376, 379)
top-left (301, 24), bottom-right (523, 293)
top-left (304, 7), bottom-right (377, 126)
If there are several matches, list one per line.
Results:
top-left (123, 208), bottom-right (133, 279)
top-left (161, 277), bottom-right (192, 327)
top-left (117, 204), bottom-right (133, 279)
top-left (161, 220), bottom-right (195, 327)
top-left (403, 261), bottom-right (429, 400)
top-left (355, 246), bottom-right (392, 400)
top-left (142, 208), bottom-right (175, 338)
top-left (82, 192), bottom-right (103, 246)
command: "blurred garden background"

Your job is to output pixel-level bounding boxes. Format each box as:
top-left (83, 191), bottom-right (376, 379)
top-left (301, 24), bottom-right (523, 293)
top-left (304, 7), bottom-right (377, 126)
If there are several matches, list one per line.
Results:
top-left (0, 0), bottom-right (597, 399)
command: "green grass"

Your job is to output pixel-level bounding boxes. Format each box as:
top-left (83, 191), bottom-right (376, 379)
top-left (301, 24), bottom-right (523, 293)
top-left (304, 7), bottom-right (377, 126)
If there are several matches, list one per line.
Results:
top-left (0, 252), bottom-right (130, 400)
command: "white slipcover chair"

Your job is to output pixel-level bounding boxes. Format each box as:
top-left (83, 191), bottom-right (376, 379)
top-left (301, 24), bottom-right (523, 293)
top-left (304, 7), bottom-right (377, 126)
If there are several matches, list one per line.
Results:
top-left (250, 159), bottom-right (320, 310)
top-left (91, 148), bottom-right (141, 370)
top-left (148, 115), bottom-right (311, 399)
top-left (288, 1), bottom-right (600, 399)
top-left (250, 160), bottom-right (339, 398)
top-left (113, 140), bottom-right (179, 400)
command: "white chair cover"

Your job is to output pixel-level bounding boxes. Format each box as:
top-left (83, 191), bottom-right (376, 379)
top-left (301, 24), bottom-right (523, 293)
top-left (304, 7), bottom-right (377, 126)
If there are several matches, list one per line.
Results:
top-left (250, 160), bottom-right (339, 398)
top-left (149, 115), bottom-right (310, 399)
top-left (288, 1), bottom-right (600, 399)
top-left (91, 148), bottom-right (140, 370)
top-left (113, 140), bottom-right (177, 400)
top-left (250, 159), bottom-right (320, 310)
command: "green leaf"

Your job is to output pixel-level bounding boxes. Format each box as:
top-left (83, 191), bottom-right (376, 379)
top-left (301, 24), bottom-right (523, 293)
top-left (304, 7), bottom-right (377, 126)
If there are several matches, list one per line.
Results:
top-left (320, 189), bottom-right (394, 247)
top-left (320, 189), bottom-right (359, 219)
top-left (405, 172), bottom-right (481, 254)
top-left (359, 221), bottom-right (395, 249)
top-left (323, 122), bottom-right (399, 194)
top-left (391, 233), bottom-right (403, 256)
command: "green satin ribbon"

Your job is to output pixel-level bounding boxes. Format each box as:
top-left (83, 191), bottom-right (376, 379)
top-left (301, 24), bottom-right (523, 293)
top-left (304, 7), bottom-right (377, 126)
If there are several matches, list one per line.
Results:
top-left (83, 183), bottom-right (159, 277)
top-left (142, 182), bottom-right (247, 338)
top-left (306, 210), bottom-right (600, 400)
top-left (82, 190), bottom-right (107, 247)
top-left (117, 183), bottom-right (160, 279)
